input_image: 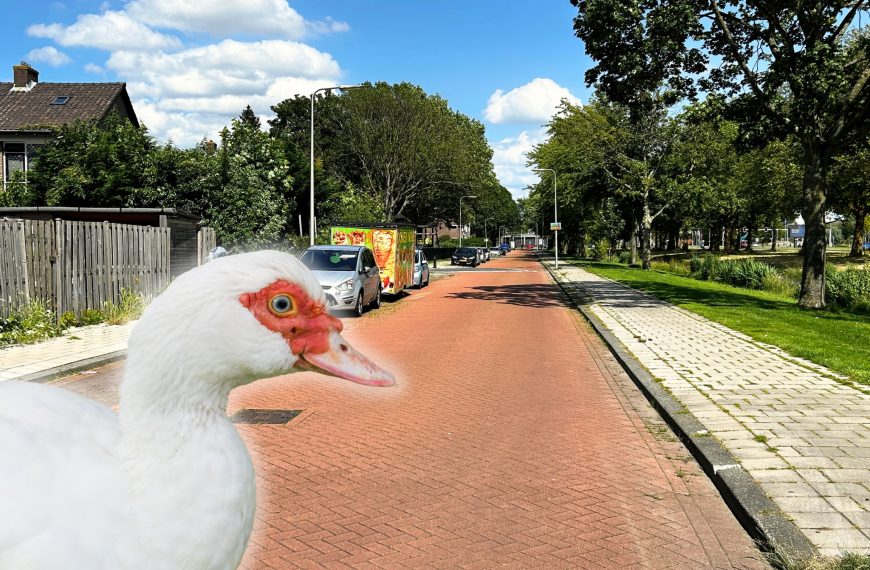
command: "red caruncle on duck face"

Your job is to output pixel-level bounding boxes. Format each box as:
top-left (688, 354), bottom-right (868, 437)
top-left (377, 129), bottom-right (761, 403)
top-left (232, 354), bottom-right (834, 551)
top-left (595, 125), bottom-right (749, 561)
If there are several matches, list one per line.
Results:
top-left (238, 280), bottom-right (340, 356)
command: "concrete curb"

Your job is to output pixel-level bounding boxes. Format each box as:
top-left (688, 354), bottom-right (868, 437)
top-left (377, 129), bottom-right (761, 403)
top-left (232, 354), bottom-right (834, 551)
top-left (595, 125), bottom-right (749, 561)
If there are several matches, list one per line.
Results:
top-left (15, 350), bottom-right (127, 384)
top-left (542, 260), bottom-right (816, 560)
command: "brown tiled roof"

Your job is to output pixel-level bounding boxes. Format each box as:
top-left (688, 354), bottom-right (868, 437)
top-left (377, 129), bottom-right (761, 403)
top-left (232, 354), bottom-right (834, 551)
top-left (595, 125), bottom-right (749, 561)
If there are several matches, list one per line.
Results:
top-left (0, 82), bottom-right (139, 131)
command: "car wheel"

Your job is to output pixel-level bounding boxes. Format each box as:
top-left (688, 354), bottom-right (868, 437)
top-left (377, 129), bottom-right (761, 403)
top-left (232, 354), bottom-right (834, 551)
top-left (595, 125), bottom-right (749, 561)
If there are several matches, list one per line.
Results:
top-left (424, 274), bottom-right (429, 287)
top-left (354, 291), bottom-right (364, 317)
top-left (372, 286), bottom-right (381, 309)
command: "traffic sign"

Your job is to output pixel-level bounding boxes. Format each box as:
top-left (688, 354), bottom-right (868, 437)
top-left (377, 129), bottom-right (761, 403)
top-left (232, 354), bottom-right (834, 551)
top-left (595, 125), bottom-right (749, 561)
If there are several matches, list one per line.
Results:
top-left (550, 222), bottom-right (561, 231)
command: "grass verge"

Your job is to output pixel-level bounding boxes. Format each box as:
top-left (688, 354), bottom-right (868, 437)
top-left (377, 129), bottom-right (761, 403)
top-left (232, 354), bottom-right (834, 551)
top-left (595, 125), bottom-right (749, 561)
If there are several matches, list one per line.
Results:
top-left (571, 260), bottom-right (870, 387)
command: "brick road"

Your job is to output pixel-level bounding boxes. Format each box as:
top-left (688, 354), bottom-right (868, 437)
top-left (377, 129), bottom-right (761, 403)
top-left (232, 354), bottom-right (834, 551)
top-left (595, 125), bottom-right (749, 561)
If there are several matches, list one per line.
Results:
top-left (224, 253), bottom-right (768, 569)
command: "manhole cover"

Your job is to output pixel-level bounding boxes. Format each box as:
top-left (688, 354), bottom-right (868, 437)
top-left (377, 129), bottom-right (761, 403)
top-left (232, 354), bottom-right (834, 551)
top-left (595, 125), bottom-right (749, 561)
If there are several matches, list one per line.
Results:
top-left (230, 409), bottom-right (302, 424)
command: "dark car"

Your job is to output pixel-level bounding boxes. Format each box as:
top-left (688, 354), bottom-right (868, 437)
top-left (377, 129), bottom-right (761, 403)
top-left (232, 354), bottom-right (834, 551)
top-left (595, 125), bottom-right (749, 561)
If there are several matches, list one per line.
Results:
top-left (451, 247), bottom-right (479, 267)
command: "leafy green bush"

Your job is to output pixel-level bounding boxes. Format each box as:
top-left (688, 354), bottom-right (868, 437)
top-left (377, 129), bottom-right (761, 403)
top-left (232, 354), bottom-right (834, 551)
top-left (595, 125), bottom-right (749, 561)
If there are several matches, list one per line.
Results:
top-left (590, 238), bottom-right (611, 261)
top-left (617, 250), bottom-right (631, 264)
top-left (826, 266), bottom-right (870, 313)
top-left (760, 272), bottom-right (798, 297)
top-left (58, 311), bottom-right (78, 329)
top-left (689, 254), bottom-right (721, 280)
top-left (102, 289), bottom-right (145, 325)
top-left (0, 299), bottom-right (62, 346)
top-left (79, 308), bottom-right (105, 326)
top-left (715, 258), bottom-right (779, 290)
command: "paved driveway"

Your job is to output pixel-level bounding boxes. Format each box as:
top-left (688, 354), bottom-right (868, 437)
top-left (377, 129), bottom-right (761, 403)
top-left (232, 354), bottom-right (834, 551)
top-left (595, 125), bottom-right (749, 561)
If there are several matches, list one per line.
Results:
top-left (222, 253), bottom-right (768, 569)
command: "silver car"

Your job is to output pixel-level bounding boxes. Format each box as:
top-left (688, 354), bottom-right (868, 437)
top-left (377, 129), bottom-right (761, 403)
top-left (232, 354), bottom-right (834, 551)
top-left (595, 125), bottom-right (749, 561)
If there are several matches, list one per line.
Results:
top-left (299, 245), bottom-right (381, 317)
top-left (413, 248), bottom-right (430, 288)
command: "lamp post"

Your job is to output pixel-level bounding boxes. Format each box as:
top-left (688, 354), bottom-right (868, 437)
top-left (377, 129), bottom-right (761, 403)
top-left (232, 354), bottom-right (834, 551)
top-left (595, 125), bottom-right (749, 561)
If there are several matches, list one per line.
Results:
top-left (484, 217), bottom-right (493, 247)
top-left (459, 195), bottom-right (477, 248)
top-left (310, 84), bottom-right (361, 246)
top-left (533, 168), bottom-right (558, 268)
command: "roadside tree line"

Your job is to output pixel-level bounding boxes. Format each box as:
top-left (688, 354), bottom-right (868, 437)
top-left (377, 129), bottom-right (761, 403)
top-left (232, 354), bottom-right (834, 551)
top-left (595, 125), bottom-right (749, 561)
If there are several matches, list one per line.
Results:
top-left (529, 0), bottom-right (869, 309)
top-left (2, 82), bottom-right (519, 248)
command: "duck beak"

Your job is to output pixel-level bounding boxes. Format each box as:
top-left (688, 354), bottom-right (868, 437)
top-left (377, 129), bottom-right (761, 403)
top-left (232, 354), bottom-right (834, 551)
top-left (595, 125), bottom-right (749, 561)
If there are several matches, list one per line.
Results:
top-left (299, 330), bottom-right (395, 387)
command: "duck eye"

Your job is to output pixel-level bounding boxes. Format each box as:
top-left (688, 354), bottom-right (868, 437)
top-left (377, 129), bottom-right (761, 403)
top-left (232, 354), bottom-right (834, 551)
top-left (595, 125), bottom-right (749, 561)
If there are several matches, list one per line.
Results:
top-left (268, 294), bottom-right (295, 316)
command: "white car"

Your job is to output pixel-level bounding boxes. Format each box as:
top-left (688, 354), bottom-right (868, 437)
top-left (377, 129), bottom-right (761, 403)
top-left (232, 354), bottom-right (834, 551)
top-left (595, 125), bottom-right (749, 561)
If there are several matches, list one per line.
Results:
top-left (299, 245), bottom-right (381, 317)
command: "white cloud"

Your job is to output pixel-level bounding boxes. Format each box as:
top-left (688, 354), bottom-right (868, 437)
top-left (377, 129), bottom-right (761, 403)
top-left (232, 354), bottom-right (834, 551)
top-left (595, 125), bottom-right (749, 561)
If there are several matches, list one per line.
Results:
top-left (26, 2), bottom-right (348, 146)
top-left (26, 46), bottom-right (72, 67)
top-left (490, 128), bottom-right (547, 199)
top-left (109, 40), bottom-right (342, 146)
top-left (483, 78), bottom-right (581, 125)
top-left (125, 0), bottom-right (348, 38)
top-left (28, 10), bottom-right (181, 51)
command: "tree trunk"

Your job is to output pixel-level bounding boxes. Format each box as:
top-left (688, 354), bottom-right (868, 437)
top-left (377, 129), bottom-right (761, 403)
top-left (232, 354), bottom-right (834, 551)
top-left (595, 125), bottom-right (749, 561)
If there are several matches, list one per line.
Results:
top-left (578, 232), bottom-right (587, 258)
top-left (628, 217), bottom-right (638, 265)
top-left (798, 148), bottom-right (827, 309)
top-left (849, 203), bottom-right (866, 258)
top-left (640, 201), bottom-right (652, 270)
top-left (667, 222), bottom-right (679, 251)
top-left (771, 220), bottom-right (777, 252)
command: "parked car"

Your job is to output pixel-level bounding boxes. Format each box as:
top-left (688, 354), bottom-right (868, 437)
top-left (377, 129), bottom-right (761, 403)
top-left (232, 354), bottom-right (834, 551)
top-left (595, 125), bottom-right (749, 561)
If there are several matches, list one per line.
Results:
top-left (299, 245), bottom-right (381, 317)
top-left (488, 247), bottom-right (502, 257)
top-left (413, 248), bottom-right (430, 288)
top-left (481, 248), bottom-right (490, 262)
top-left (499, 243), bottom-right (510, 253)
top-left (451, 247), bottom-right (479, 267)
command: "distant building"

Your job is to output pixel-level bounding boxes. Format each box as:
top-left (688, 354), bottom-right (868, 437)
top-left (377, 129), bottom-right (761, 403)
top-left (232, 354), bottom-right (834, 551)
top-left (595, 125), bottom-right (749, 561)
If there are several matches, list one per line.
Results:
top-left (0, 62), bottom-right (139, 187)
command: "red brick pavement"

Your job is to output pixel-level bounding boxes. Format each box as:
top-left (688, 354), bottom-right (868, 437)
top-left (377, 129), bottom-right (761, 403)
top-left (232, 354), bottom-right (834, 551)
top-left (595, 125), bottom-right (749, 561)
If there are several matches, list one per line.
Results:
top-left (228, 254), bottom-right (769, 569)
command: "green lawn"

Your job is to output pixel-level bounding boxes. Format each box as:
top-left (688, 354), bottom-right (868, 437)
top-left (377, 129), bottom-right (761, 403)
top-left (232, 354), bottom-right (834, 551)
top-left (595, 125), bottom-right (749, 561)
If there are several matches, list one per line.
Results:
top-left (570, 260), bottom-right (870, 387)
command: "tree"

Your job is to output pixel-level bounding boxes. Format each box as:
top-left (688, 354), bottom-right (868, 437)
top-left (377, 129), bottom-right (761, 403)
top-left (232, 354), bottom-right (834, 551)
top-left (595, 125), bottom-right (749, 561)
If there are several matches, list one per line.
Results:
top-left (570, 1), bottom-right (870, 307)
top-left (531, 97), bottom-right (681, 268)
top-left (26, 113), bottom-right (156, 207)
top-left (205, 109), bottom-right (294, 247)
top-left (323, 82), bottom-right (497, 223)
top-left (829, 138), bottom-right (870, 256)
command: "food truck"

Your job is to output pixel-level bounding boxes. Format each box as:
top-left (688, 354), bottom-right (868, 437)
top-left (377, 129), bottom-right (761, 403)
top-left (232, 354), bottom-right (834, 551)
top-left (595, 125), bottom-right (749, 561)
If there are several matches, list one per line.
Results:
top-left (330, 223), bottom-right (415, 295)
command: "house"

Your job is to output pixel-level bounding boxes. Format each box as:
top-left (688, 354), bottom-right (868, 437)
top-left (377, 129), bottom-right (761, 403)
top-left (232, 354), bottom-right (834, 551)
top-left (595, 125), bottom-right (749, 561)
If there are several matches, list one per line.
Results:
top-left (0, 62), bottom-right (138, 186)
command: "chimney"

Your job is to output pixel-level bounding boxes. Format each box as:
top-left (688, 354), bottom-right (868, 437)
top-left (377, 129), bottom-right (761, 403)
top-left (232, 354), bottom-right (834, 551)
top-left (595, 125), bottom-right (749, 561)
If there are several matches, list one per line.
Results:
top-left (13, 61), bottom-right (38, 90)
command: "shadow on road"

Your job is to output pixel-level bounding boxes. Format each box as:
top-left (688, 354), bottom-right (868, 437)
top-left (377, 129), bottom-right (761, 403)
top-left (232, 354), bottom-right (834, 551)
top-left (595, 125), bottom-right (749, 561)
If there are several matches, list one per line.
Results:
top-left (445, 283), bottom-right (573, 308)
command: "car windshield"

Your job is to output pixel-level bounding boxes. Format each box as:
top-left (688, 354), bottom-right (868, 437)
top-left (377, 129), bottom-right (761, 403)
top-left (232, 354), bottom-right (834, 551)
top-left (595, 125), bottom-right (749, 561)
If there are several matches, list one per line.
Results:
top-left (300, 249), bottom-right (359, 271)
top-left (455, 248), bottom-right (476, 256)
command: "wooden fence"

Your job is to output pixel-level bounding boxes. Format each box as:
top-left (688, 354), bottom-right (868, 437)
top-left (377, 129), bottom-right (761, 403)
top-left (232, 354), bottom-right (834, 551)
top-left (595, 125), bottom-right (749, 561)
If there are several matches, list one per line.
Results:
top-left (0, 219), bottom-right (171, 318)
top-left (197, 226), bottom-right (217, 265)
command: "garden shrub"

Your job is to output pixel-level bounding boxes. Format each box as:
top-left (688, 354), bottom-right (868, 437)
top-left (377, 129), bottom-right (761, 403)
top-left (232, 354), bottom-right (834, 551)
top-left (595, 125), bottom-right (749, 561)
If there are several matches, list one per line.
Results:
top-left (617, 250), bottom-right (631, 264)
top-left (58, 311), bottom-right (78, 329)
top-left (79, 308), bottom-right (105, 326)
top-left (826, 266), bottom-right (870, 313)
top-left (0, 299), bottom-right (62, 345)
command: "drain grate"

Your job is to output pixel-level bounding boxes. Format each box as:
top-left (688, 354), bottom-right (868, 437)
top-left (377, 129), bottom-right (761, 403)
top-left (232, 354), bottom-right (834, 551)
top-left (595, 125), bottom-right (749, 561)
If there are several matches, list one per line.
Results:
top-left (230, 409), bottom-right (302, 425)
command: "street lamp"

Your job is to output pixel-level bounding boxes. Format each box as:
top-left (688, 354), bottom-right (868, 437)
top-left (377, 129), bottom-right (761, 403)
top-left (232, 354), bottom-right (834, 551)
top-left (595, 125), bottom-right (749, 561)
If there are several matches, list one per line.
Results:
top-left (533, 168), bottom-right (558, 269)
top-left (484, 218), bottom-right (493, 247)
top-left (310, 84), bottom-right (362, 246)
top-left (459, 195), bottom-right (477, 248)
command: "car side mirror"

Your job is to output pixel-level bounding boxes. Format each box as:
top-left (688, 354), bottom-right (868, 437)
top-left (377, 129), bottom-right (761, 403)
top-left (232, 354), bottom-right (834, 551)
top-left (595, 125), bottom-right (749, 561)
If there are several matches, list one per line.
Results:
top-left (362, 266), bottom-right (371, 273)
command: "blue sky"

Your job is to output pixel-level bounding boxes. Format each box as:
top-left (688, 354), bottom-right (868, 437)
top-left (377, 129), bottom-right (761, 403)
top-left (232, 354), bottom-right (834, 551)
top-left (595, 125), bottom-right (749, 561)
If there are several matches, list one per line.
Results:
top-left (1, 1), bottom-right (595, 198)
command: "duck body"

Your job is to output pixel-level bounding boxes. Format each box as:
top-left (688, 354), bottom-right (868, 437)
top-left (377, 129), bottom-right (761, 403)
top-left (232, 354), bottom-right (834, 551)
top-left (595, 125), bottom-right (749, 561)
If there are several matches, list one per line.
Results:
top-left (0, 250), bottom-right (394, 569)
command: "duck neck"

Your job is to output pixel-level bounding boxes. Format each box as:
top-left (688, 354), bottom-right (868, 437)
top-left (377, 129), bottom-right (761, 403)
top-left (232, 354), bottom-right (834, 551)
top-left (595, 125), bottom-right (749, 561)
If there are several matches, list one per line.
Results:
top-left (118, 362), bottom-right (256, 568)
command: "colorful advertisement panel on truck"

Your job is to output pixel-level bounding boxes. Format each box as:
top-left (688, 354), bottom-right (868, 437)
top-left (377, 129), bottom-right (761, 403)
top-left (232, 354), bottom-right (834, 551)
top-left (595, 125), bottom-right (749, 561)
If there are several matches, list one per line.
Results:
top-left (330, 223), bottom-right (415, 295)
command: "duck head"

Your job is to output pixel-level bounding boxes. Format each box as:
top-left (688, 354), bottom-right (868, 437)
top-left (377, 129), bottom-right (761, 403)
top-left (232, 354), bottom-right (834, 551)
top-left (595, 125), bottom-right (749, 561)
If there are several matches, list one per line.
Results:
top-left (126, 250), bottom-right (394, 396)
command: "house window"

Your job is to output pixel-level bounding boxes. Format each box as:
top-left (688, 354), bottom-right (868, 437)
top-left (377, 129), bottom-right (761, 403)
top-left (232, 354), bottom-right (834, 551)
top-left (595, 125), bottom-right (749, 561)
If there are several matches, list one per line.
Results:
top-left (3, 143), bottom-right (39, 185)
top-left (51, 96), bottom-right (70, 105)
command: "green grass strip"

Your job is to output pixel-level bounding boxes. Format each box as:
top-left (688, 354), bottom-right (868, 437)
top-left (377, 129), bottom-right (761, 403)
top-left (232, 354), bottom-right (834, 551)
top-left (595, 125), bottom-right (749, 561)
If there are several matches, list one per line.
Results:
top-left (571, 260), bottom-right (870, 387)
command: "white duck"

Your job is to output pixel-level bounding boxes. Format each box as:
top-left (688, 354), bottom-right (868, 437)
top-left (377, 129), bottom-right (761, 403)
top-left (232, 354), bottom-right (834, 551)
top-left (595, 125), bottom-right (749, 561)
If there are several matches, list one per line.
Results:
top-left (0, 250), bottom-right (394, 569)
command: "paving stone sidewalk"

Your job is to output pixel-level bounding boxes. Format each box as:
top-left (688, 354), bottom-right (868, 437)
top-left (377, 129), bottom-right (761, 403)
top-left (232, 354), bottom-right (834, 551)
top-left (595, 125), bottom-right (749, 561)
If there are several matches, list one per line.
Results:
top-left (0, 322), bottom-right (134, 382)
top-left (548, 261), bottom-right (870, 557)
